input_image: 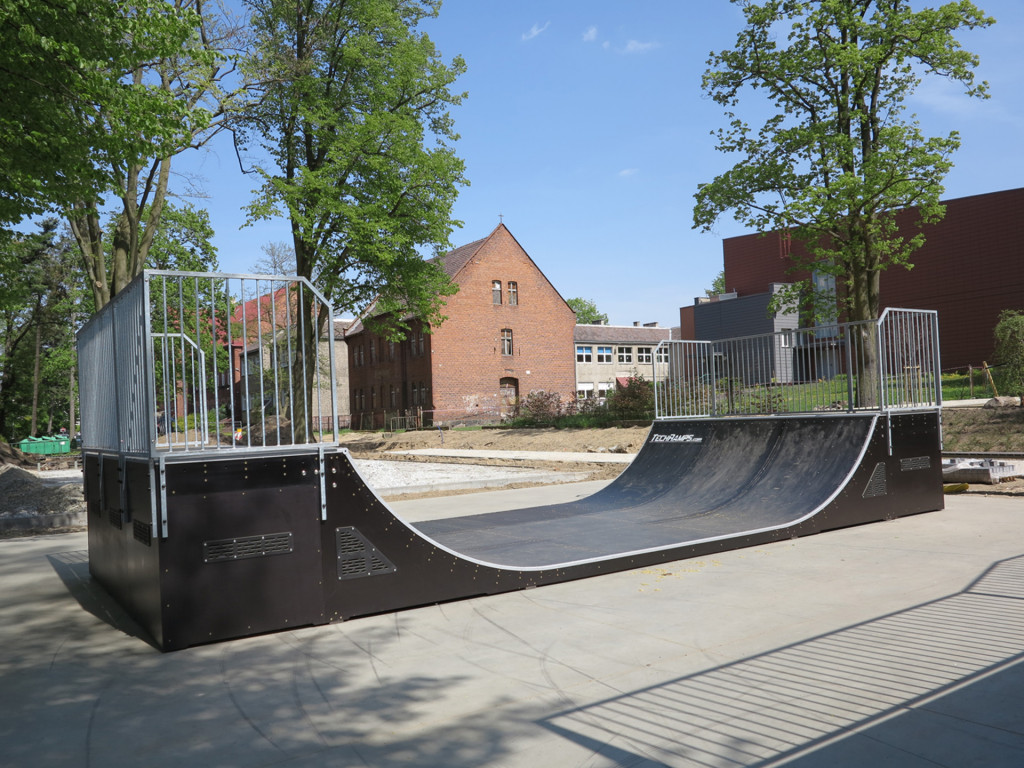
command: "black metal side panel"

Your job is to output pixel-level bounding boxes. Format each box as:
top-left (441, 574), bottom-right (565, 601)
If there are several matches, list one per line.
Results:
top-left (797, 410), bottom-right (944, 535)
top-left (321, 413), bottom-right (945, 622)
top-left (156, 455), bottom-right (326, 651)
top-left (85, 453), bottom-right (163, 644)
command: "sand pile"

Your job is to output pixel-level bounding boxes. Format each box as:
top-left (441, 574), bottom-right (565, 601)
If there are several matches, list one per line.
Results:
top-left (0, 465), bottom-right (86, 523)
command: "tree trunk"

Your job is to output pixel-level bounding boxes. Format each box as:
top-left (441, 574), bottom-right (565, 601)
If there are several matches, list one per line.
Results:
top-left (30, 324), bottom-right (41, 436)
top-left (69, 365), bottom-right (76, 436)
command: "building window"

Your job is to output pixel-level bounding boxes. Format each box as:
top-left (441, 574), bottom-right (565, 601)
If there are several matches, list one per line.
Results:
top-left (390, 385), bottom-right (397, 408)
top-left (598, 382), bottom-right (614, 398)
top-left (492, 280), bottom-right (502, 304)
top-left (388, 340), bottom-right (395, 361)
top-left (501, 328), bottom-right (514, 356)
top-left (508, 281), bottom-right (518, 305)
top-left (418, 330), bottom-right (426, 355)
top-left (637, 346), bottom-right (653, 364)
top-left (576, 345), bottom-right (592, 363)
top-left (597, 346), bottom-right (613, 363)
top-left (576, 382), bottom-right (595, 399)
top-left (656, 347), bottom-right (669, 364)
top-left (617, 346), bottom-right (632, 364)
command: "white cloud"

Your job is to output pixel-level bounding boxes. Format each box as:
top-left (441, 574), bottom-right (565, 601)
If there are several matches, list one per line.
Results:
top-left (618, 168), bottom-right (639, 177)
top-left (522, 21), bottom-right (550, 41)
top-left (622, 40), bottom-right (660, 54)
top-left (583, 26), bottom-right (598, 43)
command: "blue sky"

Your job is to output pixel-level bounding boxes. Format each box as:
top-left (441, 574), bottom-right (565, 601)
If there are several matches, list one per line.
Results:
top-left (184, 0), bottom-right (1024, 327)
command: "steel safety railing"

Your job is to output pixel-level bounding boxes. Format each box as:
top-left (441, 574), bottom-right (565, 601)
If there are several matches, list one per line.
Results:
top-left (77, 270), bottom-right (341, 458)
top-left (654, 309), bottom-right (940, 419)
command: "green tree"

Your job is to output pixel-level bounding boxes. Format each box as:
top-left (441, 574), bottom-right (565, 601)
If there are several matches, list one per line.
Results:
top-left (694, 0), bottom-right (993, 327)
top-left (704, 270), bottom-right (726, 299)
top-left (238, 0), bottom-right (467, 436)
top-left (0, 0), bottom-right (193, 228)
top-left (66, 1), bottom-right (241, 310)
top-left (993, 310), bottom-right (1024, 406)
top-left (0, 1), bottom-right (241, 309)
top-left (568, 298), bottom-right (609, 325)
top-left (0, 221), bottom-right (86, 440)
top-left (145, 203), bottom-right (220, 272)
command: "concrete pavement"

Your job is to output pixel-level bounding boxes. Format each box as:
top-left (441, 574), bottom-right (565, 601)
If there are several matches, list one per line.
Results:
top-left (387, 448), bottom-right (636, 464)
top-left (2, 488), bottom-right (1024, 767)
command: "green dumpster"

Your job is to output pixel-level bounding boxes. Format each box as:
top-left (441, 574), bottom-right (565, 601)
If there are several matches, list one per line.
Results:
top-left (17, 437), bottom-right (43, 455)
top-left (16, 435), bottom-right (72, 455)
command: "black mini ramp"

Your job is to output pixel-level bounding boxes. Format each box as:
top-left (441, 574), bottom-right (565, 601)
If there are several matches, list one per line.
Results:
top-left (85, 411), bottom-right (943, 650)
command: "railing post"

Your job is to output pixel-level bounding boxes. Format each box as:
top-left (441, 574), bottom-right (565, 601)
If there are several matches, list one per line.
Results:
top-left (844, 329), bottom-right (855, 412)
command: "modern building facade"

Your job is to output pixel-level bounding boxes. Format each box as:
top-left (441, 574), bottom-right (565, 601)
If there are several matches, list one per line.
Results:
top-left (680, 188), bottom-right (1024, 371)
top-left (346, 224), bottom-right (576, 427)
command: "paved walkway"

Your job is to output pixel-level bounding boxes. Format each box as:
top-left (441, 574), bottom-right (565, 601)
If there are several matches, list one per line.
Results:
top-left (387, 448), bottom-right (636, 463)
top-left (3, 488), bottom-right (1024, 766)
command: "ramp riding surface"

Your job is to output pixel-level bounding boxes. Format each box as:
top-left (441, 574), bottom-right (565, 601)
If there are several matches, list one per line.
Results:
top-left (318, 412), bottom-right (942, 627)
top-left (415, 415), bottom-right (875, 566)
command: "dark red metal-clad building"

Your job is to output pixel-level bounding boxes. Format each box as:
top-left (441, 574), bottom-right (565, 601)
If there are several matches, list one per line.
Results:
top-left (684, 188), bottom-right (1024, 370)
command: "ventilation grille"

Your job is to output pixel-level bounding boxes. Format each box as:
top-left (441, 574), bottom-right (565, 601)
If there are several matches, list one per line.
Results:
top-left (203, 532), bottom-right (293, 564)
top-left (133, 520), bottom-right (152, 546)
top-left (108, 507), bottom-right (123, 530)
top-left (900, 456), bottom-right (931, 471)
top-left (863, 462), bottom-right (888, 498)
top-left (336, 527), bottom-right (397, 580)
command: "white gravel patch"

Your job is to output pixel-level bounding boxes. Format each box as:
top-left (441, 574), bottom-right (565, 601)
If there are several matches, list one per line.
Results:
top-left (351, 458), bottom-right (584, 496)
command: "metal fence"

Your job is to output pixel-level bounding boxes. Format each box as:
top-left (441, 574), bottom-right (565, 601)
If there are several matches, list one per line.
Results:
top-left (654, 308), bottom-right (940, 419)
top-left (77, 270), bottom-right (341, 458)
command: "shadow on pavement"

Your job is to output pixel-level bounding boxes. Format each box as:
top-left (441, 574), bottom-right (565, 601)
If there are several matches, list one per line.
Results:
top-left (542, 554), bottom-right (1024, 766)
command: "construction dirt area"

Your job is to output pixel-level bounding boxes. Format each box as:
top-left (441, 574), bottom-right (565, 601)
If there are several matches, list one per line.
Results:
top-left (2, 405), bottom-right (1023, 535)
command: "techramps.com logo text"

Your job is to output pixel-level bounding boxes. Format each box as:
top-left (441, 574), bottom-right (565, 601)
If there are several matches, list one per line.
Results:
top-left (650, 433), bottom-right (704, 444)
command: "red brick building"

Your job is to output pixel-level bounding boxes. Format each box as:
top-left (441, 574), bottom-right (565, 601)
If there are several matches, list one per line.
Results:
top-left (681, 188), bottom-right (1024, 370)
top-left (346, 224), bottom-right (576, 427)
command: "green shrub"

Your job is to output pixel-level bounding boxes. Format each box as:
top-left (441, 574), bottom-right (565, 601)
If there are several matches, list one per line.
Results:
top-left (607, 375), bottom-right (655, 420)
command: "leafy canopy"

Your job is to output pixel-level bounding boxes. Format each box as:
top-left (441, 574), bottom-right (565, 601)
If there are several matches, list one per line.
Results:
top-left (694, 0), bottom-right (993, 323)
top-left (567, 298), bottom-right (610, 325)
top-left (994, 310), bottom-right (1024, 404)
top-left (239, 0), bottom-right (467, 339)
top-left (0, 0), bottom-right (199, 227)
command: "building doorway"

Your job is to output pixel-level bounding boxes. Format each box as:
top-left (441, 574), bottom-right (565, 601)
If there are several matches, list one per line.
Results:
top-left (499, 377), bottom-right (519, 419)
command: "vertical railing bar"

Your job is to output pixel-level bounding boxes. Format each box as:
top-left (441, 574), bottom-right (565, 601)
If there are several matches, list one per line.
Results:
top-left (239, 278), bottom-right (252, 448)
top-left (932, 312), bottom-right (942, 407)
top-left (268, 282), bottom-right (280, 446)
top-left (176, 277), bottom-right (191, 449)
top-left (254, 279), bottom-right (265, 448)
top-left (297, 285), bottom-right (309, 445)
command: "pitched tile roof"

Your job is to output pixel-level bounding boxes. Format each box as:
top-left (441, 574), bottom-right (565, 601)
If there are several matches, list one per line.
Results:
top-left (431, 235), bottom-right (488, 279)
top-left (573, 325), bottom-right (677, 344)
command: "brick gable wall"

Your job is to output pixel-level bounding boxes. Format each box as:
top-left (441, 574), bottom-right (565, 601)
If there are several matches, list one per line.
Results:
top-left (346, 226), bottom-right (576, 426)
top-left (430, 226), bottom-right (576, 414)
